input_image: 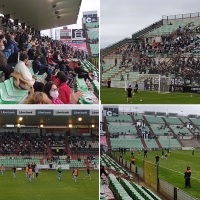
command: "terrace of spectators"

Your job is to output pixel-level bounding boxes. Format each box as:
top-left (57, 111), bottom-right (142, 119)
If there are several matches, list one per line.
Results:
top-left (101, 12), bottom-right (200, 87)
top-left (0, 5), bottom-right (99, 104)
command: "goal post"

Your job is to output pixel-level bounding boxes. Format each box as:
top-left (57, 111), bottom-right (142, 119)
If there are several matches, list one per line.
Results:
top-left (125, 74), bottom-right (171, 93)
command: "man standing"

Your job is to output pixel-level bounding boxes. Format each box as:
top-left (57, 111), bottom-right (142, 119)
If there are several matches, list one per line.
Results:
top-left (84, 167), bottom-right (91, 180)
top-left (12, 165), bottom-right (16, 179)
top-left (1, 164), bottom-right (5, 176)
top-left (144, 149), bottom-right (148, 158)
top-left (192, 148), bottom-right (194, 157)
top-left (73, 168), bottom-right (78, 183)
top-left (28, 167), bottom-right (33, 182)
top-left (127, 85), bottom-right (133, 103)
top-left (134, 82), bottom-right (138, 93)
top-left (184, 166), bottom-right (192, 188)
top-left (131, 156), bottom-right (135, 165)
top-left (35, 165), bottom-right (39, 178)
top-left (107, 78), bottom-right (111, 88)
top-left (155, 155), bottom-right (160, 166)
top-left (161, 149), bottom-right (164, 158)
top-left (57, 166), bottom-right (62, 181)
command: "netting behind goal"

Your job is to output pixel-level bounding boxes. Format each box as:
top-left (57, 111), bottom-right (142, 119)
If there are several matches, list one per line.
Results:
top-left (126, 74), bottom-right (170, 93)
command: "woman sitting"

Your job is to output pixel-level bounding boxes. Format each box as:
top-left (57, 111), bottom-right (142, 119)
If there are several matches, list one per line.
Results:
top-left (14, 54), bottom-right (44, 92)
top-left (44, 81), bottom-right (64, 104)
top-left (57, 73), bottom-right (71, 104)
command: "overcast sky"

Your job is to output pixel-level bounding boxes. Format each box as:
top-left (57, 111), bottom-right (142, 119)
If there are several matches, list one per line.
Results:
top-left (41, 0), bottom-right (99, 37)
top-left (100, 105), bottom-right (200, 121)
top-left (100, 0), bottom-right (200, 48)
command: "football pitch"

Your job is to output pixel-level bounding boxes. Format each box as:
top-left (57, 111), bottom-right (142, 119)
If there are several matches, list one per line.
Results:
top-left (101, 87), bottom-right (200, 104)
top-left (116, 150), bottom-right (200, 199)
top-left (0, 170), bottom-right (99, 200)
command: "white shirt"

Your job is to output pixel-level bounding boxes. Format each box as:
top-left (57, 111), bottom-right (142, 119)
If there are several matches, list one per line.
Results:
top-left (14, 60), bottom-right (35, 86)
top-left (93, 71), bottom-right (97, 80)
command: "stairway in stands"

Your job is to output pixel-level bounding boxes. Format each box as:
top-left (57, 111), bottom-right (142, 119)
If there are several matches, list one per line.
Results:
top-left (143, 116), bottom-right (162, 148)
top-left (45, 138), bottom-right (52, 158)
top-left (64, 135), bottom-right (71, 155)
top-left (141, 139), bottom-right (147, 148)
top-left (179, 118), bottom-right (196, 137)
top-left (104, 116), bottom-right (112, 150)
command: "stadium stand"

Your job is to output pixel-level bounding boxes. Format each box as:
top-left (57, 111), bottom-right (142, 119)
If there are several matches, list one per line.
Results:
top-left (104, 110), bottom-right (200, 150)
top-left (100, 154), bottom-right (163, 200)
top-left (0, 10), bottom-right (99, 104)
top-left (101, 12), bottom-right (200, 93)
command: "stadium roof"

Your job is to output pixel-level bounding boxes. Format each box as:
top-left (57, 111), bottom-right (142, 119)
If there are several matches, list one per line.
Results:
top-left (0, 0), bottom-right (82, 30)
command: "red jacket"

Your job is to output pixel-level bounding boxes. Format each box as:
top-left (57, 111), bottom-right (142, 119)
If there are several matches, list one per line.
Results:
top-left (58, 83), bottom-right (71, 104)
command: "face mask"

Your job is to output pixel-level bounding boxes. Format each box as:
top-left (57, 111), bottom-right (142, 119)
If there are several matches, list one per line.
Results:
top-left (2, 46), bottom-right (5, 50)
top-left (50, 90), bottom-right (59, 99)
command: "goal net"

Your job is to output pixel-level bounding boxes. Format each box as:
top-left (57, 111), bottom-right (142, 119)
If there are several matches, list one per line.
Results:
top-left (125, 74), bottom-right (171, 93)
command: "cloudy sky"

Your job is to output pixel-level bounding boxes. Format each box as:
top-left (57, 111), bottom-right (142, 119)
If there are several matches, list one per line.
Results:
top-left (100, 0), bottom-right (200, 48)
top-left (100, 105), bottom-right (200, 120)
top-left (41, 0), bottom-right (99, 38)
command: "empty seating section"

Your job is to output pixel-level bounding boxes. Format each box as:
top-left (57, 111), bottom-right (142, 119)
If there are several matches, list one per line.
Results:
top-left (106, 115), bottom-right (132, 122)
top-left (144, 139), bottom-right (159, 148)
top-left (189, 118), bottom-right (200, 126)
top-left (151, 126), bottom-right (170, 135)
top-left (108, 174), bottom-right (132, 200)
top-left (141, 186), bottom-right (162, 200)
top-left (0, 157), bottom-right (40, 167)
top-left (171, 126), bottom-right (192, 136)
top-left (90, 44), bottom-right (99, 55)
top-left (145, 116), bottom-right (164, 124)
top-left (181, 118), bottom-right (190, 124)
top-left (146, 21), bottom-right (189, 36)
top-left (108, 124), bottom-right (136, 134)
top-left (120, 178), bottom-right (148, 200)
top-left (85, 22), bottom-right (99, 28)
top-left (101, 154), bottom-right (130, 176)
top-left (44, 159), bottom-right (86, 168)
top-left (80, 59), bottom-right (99, 76)
top-left (140, 126), bottom-right (150, 132)
top-left (163, 117), bottom-right (182, 125)
top-left (102, 66), bottom-right (119, 81)
top-left (134, 115), bottom-right (144, 121)
top-left (158, 139), bottom-right (181, 148)
top-left (110, 138), bottom-right (143, 149)
top-left (88, 31), bottom-right (99, 39)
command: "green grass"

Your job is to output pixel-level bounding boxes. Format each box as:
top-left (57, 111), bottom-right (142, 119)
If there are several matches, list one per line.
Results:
top-left (100, 87), bottom-right (200, 104)
top-left (0, 170), bottom-right (98, 200)
top-left (116, 150), bottom-right (200, 199)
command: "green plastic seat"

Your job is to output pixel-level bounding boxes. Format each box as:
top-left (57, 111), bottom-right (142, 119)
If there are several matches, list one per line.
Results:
top-left (0, 82), bottom-right (23, 104)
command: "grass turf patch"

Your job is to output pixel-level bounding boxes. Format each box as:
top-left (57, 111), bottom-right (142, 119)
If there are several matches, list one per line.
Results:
top-left (115, 150), bottom-right (200, 199)
top-left (100, 87), bottom-right (200, 104)
top-left (0, 170), bottom-right (98, 200)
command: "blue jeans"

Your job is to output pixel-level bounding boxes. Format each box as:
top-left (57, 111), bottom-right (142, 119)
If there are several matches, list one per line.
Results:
top-left (58, 172), bottom-right (62, 180)
top-left (74, 175), bottom-right (77, 183)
